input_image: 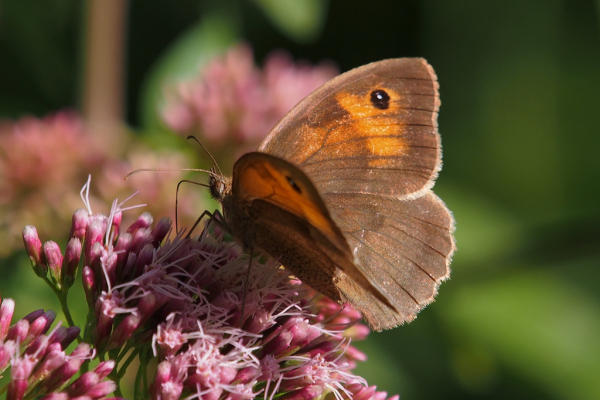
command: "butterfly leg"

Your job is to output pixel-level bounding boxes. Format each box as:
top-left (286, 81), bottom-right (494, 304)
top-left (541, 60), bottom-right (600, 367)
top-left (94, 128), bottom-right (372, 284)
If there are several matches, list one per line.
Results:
top-left (186, 209), bottom-right (231, 240)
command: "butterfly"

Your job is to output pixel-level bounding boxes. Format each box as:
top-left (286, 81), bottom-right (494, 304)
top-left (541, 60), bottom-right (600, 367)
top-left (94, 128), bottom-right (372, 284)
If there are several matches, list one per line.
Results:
top-left (208, 58), bottom-right (455, 331)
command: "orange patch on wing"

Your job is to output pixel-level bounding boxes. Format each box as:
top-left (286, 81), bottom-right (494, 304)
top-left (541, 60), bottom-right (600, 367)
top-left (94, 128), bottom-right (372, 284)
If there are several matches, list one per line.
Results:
top-left (366, 136), bottom-right (405, 157)
top-left (320, 90), bottom-right (407, 160)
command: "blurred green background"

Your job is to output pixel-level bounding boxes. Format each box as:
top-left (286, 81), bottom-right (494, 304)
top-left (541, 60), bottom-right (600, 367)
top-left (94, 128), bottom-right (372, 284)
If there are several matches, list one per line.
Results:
top-left (1, 1), bottom-right (599, 399)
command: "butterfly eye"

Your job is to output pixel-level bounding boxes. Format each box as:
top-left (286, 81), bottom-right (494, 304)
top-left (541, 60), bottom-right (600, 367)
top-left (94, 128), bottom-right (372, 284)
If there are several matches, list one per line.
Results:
top-left (286, 176), bottom-right (302, 194)
top-left (370, 89), bottom-right (390, 110)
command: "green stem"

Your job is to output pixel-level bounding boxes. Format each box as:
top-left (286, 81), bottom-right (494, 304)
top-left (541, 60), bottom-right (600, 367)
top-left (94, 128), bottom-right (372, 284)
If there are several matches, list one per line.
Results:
top-left (59, 288), bottom-right (81, 341)
top-left (118, 348), bottom-right (140, 379)
top-left (41, 275), bottom-right (61, 298)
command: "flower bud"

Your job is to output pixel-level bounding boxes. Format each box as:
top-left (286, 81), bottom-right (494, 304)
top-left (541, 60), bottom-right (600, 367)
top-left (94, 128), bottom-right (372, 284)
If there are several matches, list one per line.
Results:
top-left (111, 211), bottom-right (123, 239)
top-left (38, 394), bottom-right (68, 400)
top-left (130, 228), bottom-right (153, 256)
top-left (7, 319), bottom-right (29, 343)
top-left (61, 326), bottom-right (81, 349)
top-left (0, 340), bottom-right (17, 371)
top-left (93, 360), bottom-right (115, 380)
top-left (132, 243), bottom-right (154, 277)
top-left (65, 371), bottom-right (99, 397)
top-left (106, 314), bottom-right (141, 350)
top-left (127, 212), bottom-right (153, 234)
top-left (29, 342), bottom-right (65, 383)
top-left (84, 219), bottom-right (106, 266)
top-left (0, 298), bottom-right (15, 340)
top-left (114, 232), bottom-right (132, 279)
top-left (84, 380), bottom-right (117, 398)
top-left (151, 217), bottom-right (172, 247)
top-left (82, 267), bottom-right (97, 309)
top-left (22, 309), bottom-right (44, 324)
top-left (43, 241), bottom-right (63, 285)
top-left (280, 385), bottom-right (323, 400)
top-left (23, 225), bottom-right (46, 277)
top-left (26, 310), bottom-right (56, 345)
top-left (69, 208), bottom-right (89, 241)
top-left (41, 343), bottom-right (90, 392)
top-left (62, 238), bottom-right (82, 289)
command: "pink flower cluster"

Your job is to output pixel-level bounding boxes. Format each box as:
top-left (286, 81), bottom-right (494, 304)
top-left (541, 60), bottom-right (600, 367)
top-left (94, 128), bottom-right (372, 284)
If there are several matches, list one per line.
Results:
top-left (160, 44), bottom-right (338, 156)
top-left (0, 112), bottom-right (205, 256)
top-left (12, 182), bottom-right (399, 400)
top-left (0, 298), bottom-right (121, 400)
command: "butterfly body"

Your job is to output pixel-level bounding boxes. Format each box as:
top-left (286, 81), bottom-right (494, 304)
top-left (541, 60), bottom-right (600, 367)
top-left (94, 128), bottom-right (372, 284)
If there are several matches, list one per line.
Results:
top-left (209, 58), bottom-right (455, 331)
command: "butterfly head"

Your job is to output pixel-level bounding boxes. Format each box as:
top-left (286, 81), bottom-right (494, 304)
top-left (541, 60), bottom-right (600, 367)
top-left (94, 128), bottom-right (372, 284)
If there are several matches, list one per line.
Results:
top-left (208, 167), bottom-right (231, 203)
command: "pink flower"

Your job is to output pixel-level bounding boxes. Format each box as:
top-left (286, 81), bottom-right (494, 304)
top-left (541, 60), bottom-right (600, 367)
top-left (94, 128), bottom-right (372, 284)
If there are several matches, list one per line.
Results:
top-left (14, 178), bottom-right (399, 400)
top-left (0, 112), bottom-right (207, 257)
top-left (160, 44), bottom-right (338, 159)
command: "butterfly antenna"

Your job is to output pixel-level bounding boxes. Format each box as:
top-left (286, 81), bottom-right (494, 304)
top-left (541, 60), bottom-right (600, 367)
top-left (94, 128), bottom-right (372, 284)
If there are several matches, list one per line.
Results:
top-left (187, 135), bottom-right (223, 178)
top-left (125, 167), bottom-right (215, 180)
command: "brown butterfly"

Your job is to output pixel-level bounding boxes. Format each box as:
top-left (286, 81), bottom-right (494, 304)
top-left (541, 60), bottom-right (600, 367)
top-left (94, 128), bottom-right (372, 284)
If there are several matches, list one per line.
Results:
top-left (209, 58), bottom-right (455, 331)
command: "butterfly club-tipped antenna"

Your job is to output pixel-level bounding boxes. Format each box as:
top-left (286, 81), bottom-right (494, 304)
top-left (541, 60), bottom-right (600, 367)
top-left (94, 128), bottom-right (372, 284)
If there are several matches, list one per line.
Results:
top-left (187, 135), bottom-right (223, 177)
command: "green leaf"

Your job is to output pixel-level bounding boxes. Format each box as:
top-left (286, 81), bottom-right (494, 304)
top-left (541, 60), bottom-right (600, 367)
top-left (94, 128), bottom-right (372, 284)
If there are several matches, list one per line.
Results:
top-left (252, 0), bottom-right (328, 43)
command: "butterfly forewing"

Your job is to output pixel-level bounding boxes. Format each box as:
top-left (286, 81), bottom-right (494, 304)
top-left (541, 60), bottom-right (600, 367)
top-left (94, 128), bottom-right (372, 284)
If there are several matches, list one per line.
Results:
top-left (259, 58), bottom-right (441, 198)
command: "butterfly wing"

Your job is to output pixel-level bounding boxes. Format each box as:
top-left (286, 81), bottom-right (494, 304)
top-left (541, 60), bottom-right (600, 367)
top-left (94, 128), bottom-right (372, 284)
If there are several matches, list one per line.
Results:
top-left (258, 58), bottom-right (440, 199)
top-left (230, 152), bottom-right (396, 309)
top-left (326, 192), bottom-right (455, 331)
top-left (252, 58), bottom-right (454, 330)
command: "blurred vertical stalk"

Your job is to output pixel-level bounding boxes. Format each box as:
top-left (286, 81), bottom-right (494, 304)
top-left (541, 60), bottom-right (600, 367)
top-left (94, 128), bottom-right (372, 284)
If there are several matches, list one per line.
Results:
top-left (82, 0), bottom-right (128, 154)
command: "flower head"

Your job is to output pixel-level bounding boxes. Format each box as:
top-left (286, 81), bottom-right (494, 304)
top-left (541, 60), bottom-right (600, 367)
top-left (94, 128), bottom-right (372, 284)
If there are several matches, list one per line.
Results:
top-left (160, 44), bottom-right (338, 161)
top-left (13, 178), bottom-right (399, 400)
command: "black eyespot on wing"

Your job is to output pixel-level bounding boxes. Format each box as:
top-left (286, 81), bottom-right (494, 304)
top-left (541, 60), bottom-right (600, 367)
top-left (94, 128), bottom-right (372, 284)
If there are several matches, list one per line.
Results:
top-left (287, 176), bottom-right (302, 194)
top-left (370, 89), bottom-right (390, 110)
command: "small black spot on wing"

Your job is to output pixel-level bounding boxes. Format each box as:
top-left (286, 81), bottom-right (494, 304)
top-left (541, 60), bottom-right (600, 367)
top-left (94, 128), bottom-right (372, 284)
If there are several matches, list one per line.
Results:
top-left (370, 89), bottom-right (390, 110)
top-left (287, 176), bottom-right (302, 194)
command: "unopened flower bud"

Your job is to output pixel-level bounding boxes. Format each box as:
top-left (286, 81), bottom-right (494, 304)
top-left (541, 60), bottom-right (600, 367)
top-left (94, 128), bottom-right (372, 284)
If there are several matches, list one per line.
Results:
top-left (22, 309), bottom-right (44, 324)
top-left (69, 208), bottom-right (89, 241)
top-left (62, 238), bottom-right (82, 289)
top-left (7, 319), bottom-right (29, 343)
top-left (151, 217), bottom-right (172, 247)
top-left (280, 385), bottom-right (323, 400)
top-left (23, 226), bottom-right (46, 277)
top-left (0, 340), bottom-right (17, 371)
top-left (29, 342), bottom-right (65, 383)
top-left (0, 298), bottom-right (15, 340)
top-left (41, 343), bottom-right (90, 392)
top-left (93, 360), bottom-right (115, 380)
top-left (26, 310), bottom-right (56, 345)
top-left (130, 228), bottom-right (152, 256)
top-left (84, 219), bottom-right (106, 266)
top-left (39, 394), bottom-right (68, 400)
top-left (82, 267), bottom-right (97, 309)
top-left (43, 241), bottom-right (63, 285)
top-left (84, 380), bottom-right (117, 398)
top-left (127, 212), bottom-right (153, 234)
top-left (106, 314), bottom-right (141, 350)
top-left (65, 371), bottom-right (99, 398)
top-left (114, 232), bottom-right (132, 278)
top-left (111, 211), bottom-right (122, 239)
top-left (61, 326), bottom-right (81, 349)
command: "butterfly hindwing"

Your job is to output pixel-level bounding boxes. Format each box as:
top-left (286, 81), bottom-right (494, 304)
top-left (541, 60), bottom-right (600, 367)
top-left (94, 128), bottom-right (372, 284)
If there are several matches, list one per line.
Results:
top-left (327, 191), bottom-right (455, 330)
